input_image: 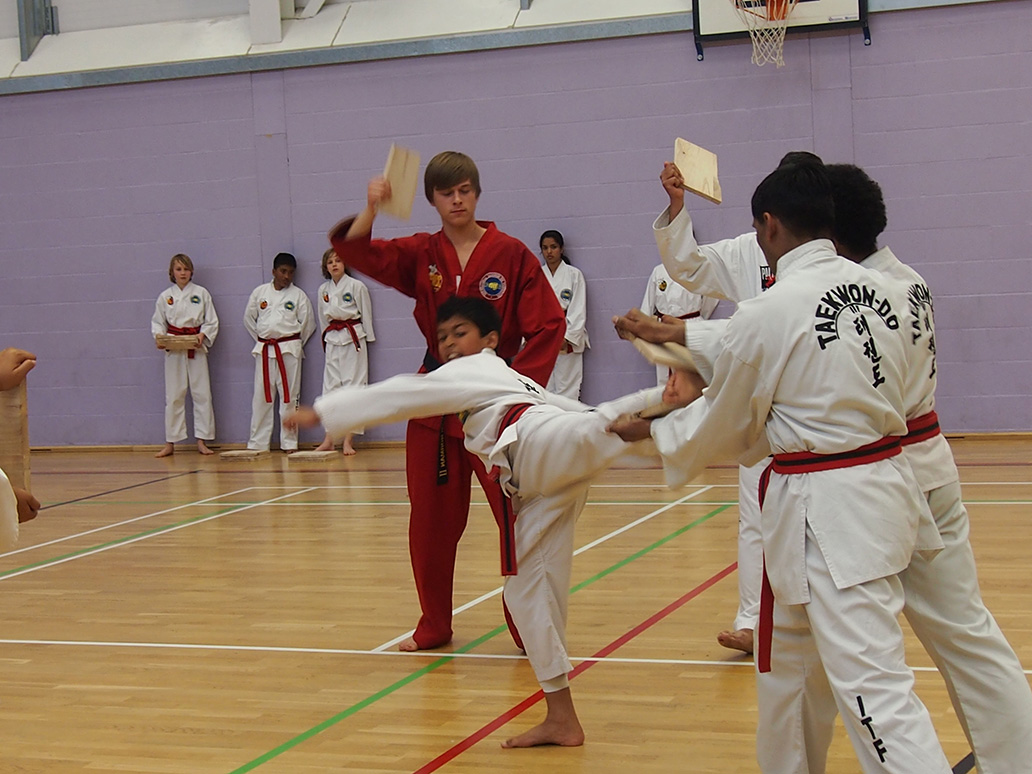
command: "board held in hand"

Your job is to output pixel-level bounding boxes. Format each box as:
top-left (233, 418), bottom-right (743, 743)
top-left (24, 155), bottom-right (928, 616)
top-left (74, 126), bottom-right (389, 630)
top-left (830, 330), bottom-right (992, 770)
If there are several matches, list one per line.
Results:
top-left (674, 138), bottom-right (722, 204)
top-left (630, 336), bottom-right (700, 374)
top-left (378, 144), bottom-right (420, 221)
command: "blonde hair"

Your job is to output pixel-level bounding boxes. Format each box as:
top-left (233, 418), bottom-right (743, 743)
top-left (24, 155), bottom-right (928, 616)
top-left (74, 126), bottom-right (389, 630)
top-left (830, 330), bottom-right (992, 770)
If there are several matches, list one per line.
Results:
top-left (169, 253), bottom-right (194, 282)
top-left (321, 248), bottom-right (351, 280)
top-left (424, 151), bottom-right (481, 203)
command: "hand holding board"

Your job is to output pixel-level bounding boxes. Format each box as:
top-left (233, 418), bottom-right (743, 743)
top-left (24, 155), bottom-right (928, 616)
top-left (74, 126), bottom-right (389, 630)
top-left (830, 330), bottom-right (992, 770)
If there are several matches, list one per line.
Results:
top-left (378, 144), bottom-right (420, 221)
top-left (674, 138), bottom-right (722, 204)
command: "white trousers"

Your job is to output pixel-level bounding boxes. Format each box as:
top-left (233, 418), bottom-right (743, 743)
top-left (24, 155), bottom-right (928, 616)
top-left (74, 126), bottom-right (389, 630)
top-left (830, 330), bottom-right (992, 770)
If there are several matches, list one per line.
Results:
top-left (756, 525), bottom-right (951, 774)
top-left (898, 480), bottom-right (1032, 774)
top-left (163, 350), bottom-right (214, 443)
top-left (248, 352), bottom-right (301, 451)
top-left (733, 459), bottom-right (765, 631)
top-left (323, 342), bottom-right (369, 435)
top-left (503, 408), bottom-right (644, 689)
top-left (546, 352), bottom-right (583, 400)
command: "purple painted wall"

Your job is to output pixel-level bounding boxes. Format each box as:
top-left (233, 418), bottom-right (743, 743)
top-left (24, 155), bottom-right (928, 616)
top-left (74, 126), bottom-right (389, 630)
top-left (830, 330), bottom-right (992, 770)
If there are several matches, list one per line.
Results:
top-left (1, 0), bottom-right (1029, 445)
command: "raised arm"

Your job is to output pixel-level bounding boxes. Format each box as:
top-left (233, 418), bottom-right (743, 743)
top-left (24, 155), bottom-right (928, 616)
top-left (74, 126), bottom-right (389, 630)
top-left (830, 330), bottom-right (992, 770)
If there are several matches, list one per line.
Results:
top-left (653, 165), bottom-right (765, 304)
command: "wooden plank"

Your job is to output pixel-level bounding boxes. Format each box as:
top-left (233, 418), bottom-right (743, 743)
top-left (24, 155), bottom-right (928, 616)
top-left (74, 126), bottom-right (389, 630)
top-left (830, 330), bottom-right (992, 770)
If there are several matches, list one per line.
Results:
top-left (219, 449), bottom-right (270, 460)
top-left (631, 337), bottom-right (699, 373)
top-left (287, 450), bottom-right (339, 461)
top-left (378, 143), bottom-right (420, 221)
top-left (0, 380), bottom-right (30, 490)
top-left (155, 334), bottom-right (199, 351)
top-left (674, 137), bottom-right (722, 204)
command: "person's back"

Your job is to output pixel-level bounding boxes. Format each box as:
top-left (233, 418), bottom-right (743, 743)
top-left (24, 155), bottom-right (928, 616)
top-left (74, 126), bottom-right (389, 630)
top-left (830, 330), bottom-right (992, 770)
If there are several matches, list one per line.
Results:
top-left (621, 160), bottom-right (952, 774)
top-left (827, 161), bottom-right (1032, 774)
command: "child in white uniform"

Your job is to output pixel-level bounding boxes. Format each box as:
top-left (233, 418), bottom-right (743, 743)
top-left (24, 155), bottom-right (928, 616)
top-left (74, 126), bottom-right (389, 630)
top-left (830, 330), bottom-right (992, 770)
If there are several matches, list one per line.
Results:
top-left (243, 252), bottom-right (315, 452)
top-left (314, 248), bottom-right (375, 455)
top-left (151, 254), bottom-right (220, 457)
top-left (539, 230), bottom-right (589, 399)
top-left (288, 296), bottom-right (687, 750)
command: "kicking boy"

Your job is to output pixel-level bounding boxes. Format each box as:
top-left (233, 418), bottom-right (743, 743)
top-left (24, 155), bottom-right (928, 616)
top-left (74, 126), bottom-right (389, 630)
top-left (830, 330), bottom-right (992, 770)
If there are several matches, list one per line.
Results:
top-left (243, 252), bottom-right (316, 452)
top-left (288, 295), bottom-right (697, 749)
top-left (328, 151), bottom-right (565, 652)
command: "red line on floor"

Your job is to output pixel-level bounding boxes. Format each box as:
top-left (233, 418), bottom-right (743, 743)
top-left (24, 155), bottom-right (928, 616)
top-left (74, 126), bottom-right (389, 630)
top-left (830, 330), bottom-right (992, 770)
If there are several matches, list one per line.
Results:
top-left (411, 562), bottom-right (737, 774)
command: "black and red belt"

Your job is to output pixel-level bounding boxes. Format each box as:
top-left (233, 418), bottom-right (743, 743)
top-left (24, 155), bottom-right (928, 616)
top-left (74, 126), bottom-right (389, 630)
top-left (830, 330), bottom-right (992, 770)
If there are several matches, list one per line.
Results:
top-left (756, 435), bottom-right (903, 673)
top-left (322, 317), bottom-right (363, 351)
top-left (901, 410), bottom-right (940, 447)
top-left (258, 333), bottom-right (301, 403)
top-left (166, 325), bottom-right (201, 359)
top-left (491, 403), bottom-right (534, 577)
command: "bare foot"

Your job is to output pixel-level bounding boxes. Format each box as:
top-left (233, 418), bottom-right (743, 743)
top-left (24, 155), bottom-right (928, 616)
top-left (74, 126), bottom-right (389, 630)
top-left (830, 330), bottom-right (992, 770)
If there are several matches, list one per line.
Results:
top-left (342, 443), bottom-right (357, 456)
top-left (155, 443), bottom-right (175, 458)
top-left (717, 628), bottom-right (754, 654)
top-left (502, 719), bottom-right (585, 748)
top-left (399, 634), bottom-right (452, 652)
top-left (197, 440), bottom-right (215, 455)
top-left (502, 688), bottom-right (584, 748)
top-left (315, 438), bottom-right (335, 452)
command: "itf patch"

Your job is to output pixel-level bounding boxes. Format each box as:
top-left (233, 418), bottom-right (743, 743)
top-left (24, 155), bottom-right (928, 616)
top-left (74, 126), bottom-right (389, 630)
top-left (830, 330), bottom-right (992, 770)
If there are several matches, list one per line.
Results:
top-left (560, 288), bottom-right (573, 303)
top-left (479, 272), bottom-right (506, 300)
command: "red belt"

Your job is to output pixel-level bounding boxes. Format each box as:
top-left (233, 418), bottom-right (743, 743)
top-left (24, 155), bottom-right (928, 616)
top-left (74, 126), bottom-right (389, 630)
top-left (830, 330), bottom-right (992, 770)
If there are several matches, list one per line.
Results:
top-left (322, 317), bottom-right (363, 351)
top-left (756, 435), bottom-right (903, 673)
top-left (258, 333), bottom-right (301, 404)
top-left (166, 325), bottom-right (201, 359)
top-left (492, 403), bottom-right (534, 577)
top-left (901, 410), bottom-right (940, 447)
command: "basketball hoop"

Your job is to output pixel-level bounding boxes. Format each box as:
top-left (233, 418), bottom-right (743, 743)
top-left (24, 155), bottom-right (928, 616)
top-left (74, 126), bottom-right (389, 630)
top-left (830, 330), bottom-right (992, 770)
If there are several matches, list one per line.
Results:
top-left (731, 0), bottom-right (799, 67)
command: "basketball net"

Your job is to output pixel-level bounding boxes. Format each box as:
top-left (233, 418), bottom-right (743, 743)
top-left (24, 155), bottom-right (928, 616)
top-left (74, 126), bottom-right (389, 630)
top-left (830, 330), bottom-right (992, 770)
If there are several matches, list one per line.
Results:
top-left (732, 0), bottom-right (799, 67)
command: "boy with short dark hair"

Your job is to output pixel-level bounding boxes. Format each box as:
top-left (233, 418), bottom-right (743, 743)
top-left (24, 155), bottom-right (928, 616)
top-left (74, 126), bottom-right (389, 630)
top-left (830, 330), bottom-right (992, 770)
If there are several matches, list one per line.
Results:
top-left (243, 252), bottom-right (315, 452)
top-left (289, 295), bottom-right (696, 749)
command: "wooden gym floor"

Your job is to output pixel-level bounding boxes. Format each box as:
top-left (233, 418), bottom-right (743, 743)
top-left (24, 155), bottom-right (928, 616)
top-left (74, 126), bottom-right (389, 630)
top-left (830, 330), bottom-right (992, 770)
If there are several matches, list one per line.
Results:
top-left (1, 437), bottom-right (1029, 773)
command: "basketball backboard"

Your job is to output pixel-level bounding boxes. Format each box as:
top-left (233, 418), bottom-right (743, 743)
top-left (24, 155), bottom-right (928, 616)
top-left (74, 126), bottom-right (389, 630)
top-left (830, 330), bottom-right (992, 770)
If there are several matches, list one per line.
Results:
top-left (692, 0), bottom-right (868, 60)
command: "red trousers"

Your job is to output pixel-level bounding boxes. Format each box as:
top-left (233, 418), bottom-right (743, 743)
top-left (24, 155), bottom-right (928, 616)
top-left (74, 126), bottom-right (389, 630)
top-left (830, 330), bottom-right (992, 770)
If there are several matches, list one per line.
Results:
top-left (405, 419), bottom-right (522, 649)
